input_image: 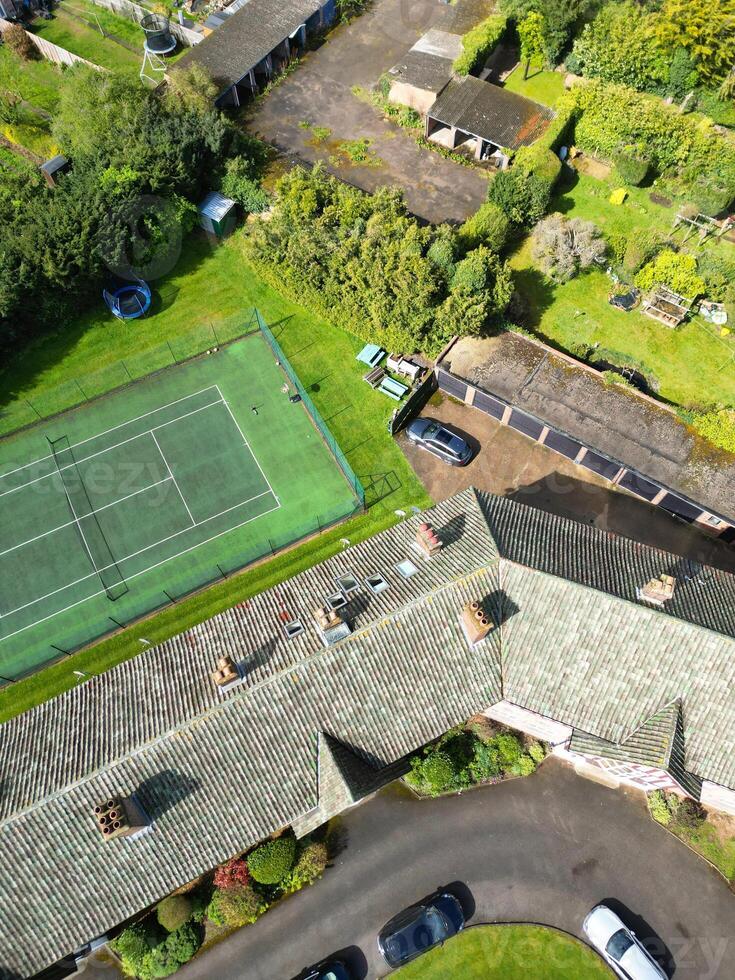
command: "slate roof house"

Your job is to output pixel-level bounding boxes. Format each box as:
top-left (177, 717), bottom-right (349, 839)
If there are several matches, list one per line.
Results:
top-left (1, 488), bottom-right (735, 977)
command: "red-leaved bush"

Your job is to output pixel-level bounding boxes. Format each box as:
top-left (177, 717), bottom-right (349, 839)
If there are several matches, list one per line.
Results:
top-left (213, 857), bottom-right (250, 891)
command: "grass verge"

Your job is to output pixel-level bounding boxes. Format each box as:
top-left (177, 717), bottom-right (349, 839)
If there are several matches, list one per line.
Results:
top-left (28, 2), bottom-right (143, 74)
top-left (393, 924), bottom-right (613, 979)
top-left (0, 232), bottom-right (429, 720)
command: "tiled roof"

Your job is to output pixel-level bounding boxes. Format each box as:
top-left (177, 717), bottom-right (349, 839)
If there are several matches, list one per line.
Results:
top-left (174, 0), bottom-right (323, 94)
top-left (569, 701), bottom-right (702, 798)
top-left (428, 76), bottom-right (554, 150)
top-left (1, 488), bottom-right (734, 978)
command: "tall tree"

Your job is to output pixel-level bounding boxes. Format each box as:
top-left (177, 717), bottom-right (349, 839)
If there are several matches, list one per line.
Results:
top-left (518, 12), bottom-right (545, 79)
top-left (653, 0), bottom-right (735, 84)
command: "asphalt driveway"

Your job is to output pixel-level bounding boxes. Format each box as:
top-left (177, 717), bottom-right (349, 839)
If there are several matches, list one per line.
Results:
top-left (398, 394), bottom-right (735, 574)
top-left (249, 0), bottom-right (490, 223)
top-left (176, 759), bottom-right (735, 979)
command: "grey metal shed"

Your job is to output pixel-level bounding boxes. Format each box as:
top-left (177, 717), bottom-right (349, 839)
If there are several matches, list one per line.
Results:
top-left (198, 192), bottom-right (237, 238)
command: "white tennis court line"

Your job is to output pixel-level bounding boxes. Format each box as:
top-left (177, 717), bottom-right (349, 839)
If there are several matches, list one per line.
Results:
top-left (0, 476), bottom-right (175, 561)
top-left (151, 432), bottom-right (196, 528)
top-left (0, 495), bottom-right (281, 642)
top-left (0, 385), bottom-right (221, 488)
top-left (0, 391), bottom-right (282, 635)
top-left (56, 471), bottom-right (103, 589)
top-left (0, 398), bottom-right (224, 500)
top-left (215, 385), bottom-right (280, 506)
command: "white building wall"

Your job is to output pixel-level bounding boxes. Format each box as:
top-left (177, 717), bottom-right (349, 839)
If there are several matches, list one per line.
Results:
top-left (483, 700), bottom-right (573, 746)
top-left (701, 780), bottom-right (735, 816)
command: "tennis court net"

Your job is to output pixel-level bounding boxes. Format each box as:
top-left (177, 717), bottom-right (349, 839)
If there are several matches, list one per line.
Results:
top-left (47, 435), bottom-right (129, 602)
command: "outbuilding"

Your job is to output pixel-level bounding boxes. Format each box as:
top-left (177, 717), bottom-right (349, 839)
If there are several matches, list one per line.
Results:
top-left (173, 0), bottom-right (336, 107)
top-left (426, 74), bottom-right (554, 167)
top-left (198, 191), bottom-right (237, 239)
top-left (388, 29), bottom-right (463, 115)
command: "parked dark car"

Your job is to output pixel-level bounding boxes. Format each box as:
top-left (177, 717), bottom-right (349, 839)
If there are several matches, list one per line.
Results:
top-left (298, 959), bottom-right (351, 980)
top-left (378, 889), bottom-right (465, 968)
top-left (406, 418), bottom-right (473, 466)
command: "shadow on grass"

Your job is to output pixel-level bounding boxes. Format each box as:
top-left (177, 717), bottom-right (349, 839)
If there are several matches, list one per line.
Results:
top-left (0, 231), bottom-right (224, 417)
top-left (510, 266), bottom-right (556, 330)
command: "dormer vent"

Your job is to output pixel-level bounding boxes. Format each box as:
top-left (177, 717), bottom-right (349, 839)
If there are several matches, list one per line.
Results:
top-left (92, 795), bottom-right (149, 841)
top-left (461, 600), bottom-right (493, 645)
top-left (637, 574), bottom-right (676, 607)
top-left (416, 522), bottom-right (442, 559)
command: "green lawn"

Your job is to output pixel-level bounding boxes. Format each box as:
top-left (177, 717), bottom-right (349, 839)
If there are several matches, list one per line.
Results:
top-left (509, 170), bottom-right (735, 409)
top-left (674, 821), bottom-right (735, 883)
top-left (0, 45), bottom-right (62, 116)
top-left (503, 60), bottom-right (565, 107)
top-left (394, 925), bottom-right (613, 979)
top-left (29, 2), bottom-right (143, 74)
top-left (0, 231), bottom-right (429, 719)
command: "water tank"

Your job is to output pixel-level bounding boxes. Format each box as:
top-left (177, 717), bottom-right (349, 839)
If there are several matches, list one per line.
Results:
top-left (141, 13), bottom-right (177, 56)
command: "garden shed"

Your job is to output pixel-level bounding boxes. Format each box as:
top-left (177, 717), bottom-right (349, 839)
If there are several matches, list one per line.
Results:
top-left (198, 192), bottom-right (237, 238)
top-left (426, 75), bottom-right (554, 165)
top-left (388, 29), bottom-right (463, 115)
top-left (174, 0), bottom-right (336, 106)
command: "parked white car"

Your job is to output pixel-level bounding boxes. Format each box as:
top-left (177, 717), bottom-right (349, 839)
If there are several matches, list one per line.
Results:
top-left (583, 905), bottom-right (668, 980)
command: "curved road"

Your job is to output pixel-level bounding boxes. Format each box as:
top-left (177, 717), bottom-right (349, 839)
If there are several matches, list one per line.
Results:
top-left (178, 759), bottom-right (734, 979)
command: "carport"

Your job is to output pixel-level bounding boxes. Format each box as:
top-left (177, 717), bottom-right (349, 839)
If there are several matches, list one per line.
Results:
top-left (426, 75), bottom-right (554, 166)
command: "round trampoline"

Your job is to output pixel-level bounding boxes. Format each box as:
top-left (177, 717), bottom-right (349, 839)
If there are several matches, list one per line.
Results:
top-left (141, 13), bottom-right (177, 56)
top-left (103, 280), bottom-right (152, 320)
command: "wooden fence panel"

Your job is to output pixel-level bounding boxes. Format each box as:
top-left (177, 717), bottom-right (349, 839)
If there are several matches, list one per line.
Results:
top-left (0, 17), bottom-right (102, 68)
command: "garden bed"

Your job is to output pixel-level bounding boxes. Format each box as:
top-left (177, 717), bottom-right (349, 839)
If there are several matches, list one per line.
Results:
top-left (507, 169), bottom-right (735, 410)
top-left (647, 790), bottom-right (735, 887)
top-left (403, 716), bottom-right (548, 798)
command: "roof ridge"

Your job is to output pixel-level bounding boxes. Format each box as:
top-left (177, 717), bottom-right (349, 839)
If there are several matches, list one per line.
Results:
top-left (1, 562), bottom-right (499, 826)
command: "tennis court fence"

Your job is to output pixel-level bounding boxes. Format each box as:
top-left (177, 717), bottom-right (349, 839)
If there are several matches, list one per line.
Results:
top-left (251, 309), bottom-right (366, 509)
top-left (0, 500), bottom-right (361, 686)
top-left (0, 313), bottom-right (259, 438)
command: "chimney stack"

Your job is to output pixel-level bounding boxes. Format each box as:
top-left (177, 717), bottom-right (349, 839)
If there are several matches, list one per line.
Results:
top-left (212, 655), bottom-right (239, 688)
top-left (313, 605), bottom-right (351, 645)
top-left (92, 796), bottom-right (149, 841)
top-left (462, 600), bottom-right (493, 644)
top-left (416, 522), bottom-right (442, 559)
top-left (637, 574), bottom-right (676, 607)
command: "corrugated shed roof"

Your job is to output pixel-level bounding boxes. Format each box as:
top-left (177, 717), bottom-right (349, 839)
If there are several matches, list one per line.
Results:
top-left (198, 191), bottom-right (236, 221)
top-left (428, 75), bottom-right (554, 150)
top-left (174, 0), bottom-right (323, 93)
top-left (1, 488), bottom-right (735, 977)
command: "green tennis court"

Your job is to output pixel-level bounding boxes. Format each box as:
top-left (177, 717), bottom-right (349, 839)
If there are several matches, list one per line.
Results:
top-left (0, 329), bottom-right (361, 681)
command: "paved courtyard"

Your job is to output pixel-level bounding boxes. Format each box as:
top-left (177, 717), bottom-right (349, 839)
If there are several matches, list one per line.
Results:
top-left (399, 393), bottom-right (735, 573)
top-left (248, 0), bottom-right (491, 223)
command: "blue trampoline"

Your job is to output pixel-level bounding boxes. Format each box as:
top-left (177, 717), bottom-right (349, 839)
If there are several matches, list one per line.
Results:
top-left (103, 280), bottom-right (152, 320)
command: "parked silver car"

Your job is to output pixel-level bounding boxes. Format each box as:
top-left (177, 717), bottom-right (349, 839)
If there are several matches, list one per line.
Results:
top-left (406, 418), bottom-right (473, 466)
top-left (583, 905), bottom-right (668, 980)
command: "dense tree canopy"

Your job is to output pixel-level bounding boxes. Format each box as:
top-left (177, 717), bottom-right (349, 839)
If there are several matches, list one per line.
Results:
top-left (501, 0), bottom-right (595, 64)
top-left (245, 166), bottom-right (513, 355)
top-left (0, 66), bottom-right (249, 339)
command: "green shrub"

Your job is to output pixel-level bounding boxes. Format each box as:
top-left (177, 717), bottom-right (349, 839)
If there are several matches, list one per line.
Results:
top-left (206, 884), bottom-right (265, 928)
top-left (113, 919), bottom-right (163, 976)
top-left (514, 145), bottom-right (562, 189)
top-left (470, 741), bottom-right (502, 781)
top-left (495, 733), bottom-right (523, 769)
top-left (527, 740), bottom-right (547, 763)
top-left (697, 253), bottom-right (735, 303)
top-left (247, 836), bottom-right (297, 885)
top-left (139, 922), bottom-right (201, 979)
top-left (512, 754), bottom-right (537, 777)
top-left (220, 156), bottom-right (270, 213)
top-left (454, 15), bottom-right (507, 75)
top-left (466, 714), bottom-right (497, 744)
top-left (4, 24), bottom-right (37, 62)
top-left (487, 168), bottom-right (552, 227)
top-left (686, 177), bottom-right (733, 217)
top-left (692, 409), bottom-right (735, 454)
top-left (612, 144), bottom-right (651, 186)
top-left (635, 249), bottom-right (706, 297)
top-left (648, 790), bottom-right (672, 825)
top-left (285, 840), bottom-right (329, 891)
top-left (156, 894), bottom-right (193, 933)
top-left (457, 202), bottom-right (511, 253)
top-left (602, 370), bottom-right (632, 387)
top-left (623, 231), bottom-right (665, 274)
top-left (421, 751), bottom-right (457, 793)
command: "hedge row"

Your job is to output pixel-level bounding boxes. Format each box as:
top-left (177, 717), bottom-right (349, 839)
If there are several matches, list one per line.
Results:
top-left (454, 14), bottom-right (507, 76)
top-left (561, 80), bottom-right (735, 211)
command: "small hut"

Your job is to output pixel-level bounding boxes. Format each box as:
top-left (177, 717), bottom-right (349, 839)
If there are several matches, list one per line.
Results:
top-left (198, 192), bottom-right (237, 239)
